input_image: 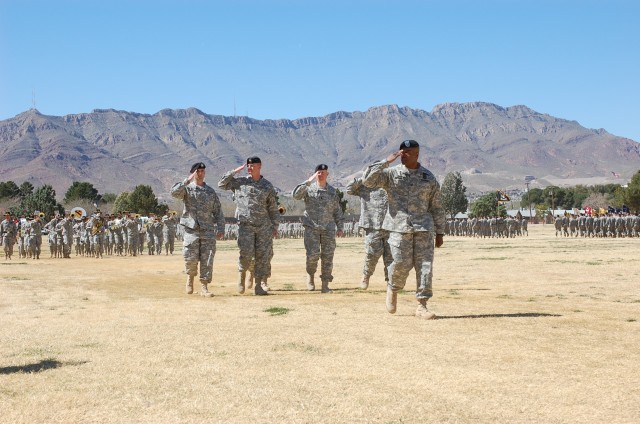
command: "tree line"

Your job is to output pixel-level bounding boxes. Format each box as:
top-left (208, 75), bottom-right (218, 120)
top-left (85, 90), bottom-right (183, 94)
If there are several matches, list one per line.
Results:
top-left (439, 170), bottom-right (640, 219)
top-left (0, 180), bottom-right (167, 218)
top-left (3, 169), bottom-right (639, 220)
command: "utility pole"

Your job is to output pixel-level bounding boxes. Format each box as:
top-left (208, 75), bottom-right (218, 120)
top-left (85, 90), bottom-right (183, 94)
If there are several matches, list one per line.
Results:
top-left (525, 181), bottom-right (532, 221)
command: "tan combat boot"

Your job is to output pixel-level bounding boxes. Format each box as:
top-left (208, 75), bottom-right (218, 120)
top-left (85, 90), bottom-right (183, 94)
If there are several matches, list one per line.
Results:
top-left (360, 275), bottom-right (370, 290)
top-left (261, 279), bottom-right (270, 293)
top-left (186, 276), bottom-right (194, 294)
top-left (321, 279), bottom-right (332, 294)
top-left (386, 288), bottom-right (397, 314)
top-left (247, 272), bottom-right (254, 289)
top-left (307, 274), bottom-right (315, 291)
top-left (254, 280), bottom-right (268, 296)
top-left (200, 282), bottom-right (214, 298)
top-left (416, 299), bottom-right (436, 320)
top-left (237, 272), bottom-right (246, 294)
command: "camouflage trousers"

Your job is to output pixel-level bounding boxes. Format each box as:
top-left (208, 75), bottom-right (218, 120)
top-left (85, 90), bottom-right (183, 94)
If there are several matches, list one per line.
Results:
top-left (183, 230), bottom-right (217, 283)
top-left (238, 223), bottom-right (273, 282)
top-left (28, 236), bottom-right (41, 258)
top-left (303, 226), bottom-right (336, 282)
top-left (363, 228), bottom-right (392, 280)
top-left (62, 234), bottom-right (73, 258)
top-left (113, 232), bottom-right (124, 255)
top-left (2, 236), bottom-right (14, 257)
top-left (164, 232), bottom-right (175, 254)
top-left (92, 234), bottom-right (104, 256)
top-left (387, 231), bottom-right (435, 300)
top-left (127, 235), bottom-right (138, 256)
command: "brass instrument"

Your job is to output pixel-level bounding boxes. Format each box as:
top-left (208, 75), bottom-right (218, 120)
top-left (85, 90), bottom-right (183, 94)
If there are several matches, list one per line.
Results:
top-left (91, 218), bottom-right (103, 235)
top-left (108, 218), bottom-right (123, 231)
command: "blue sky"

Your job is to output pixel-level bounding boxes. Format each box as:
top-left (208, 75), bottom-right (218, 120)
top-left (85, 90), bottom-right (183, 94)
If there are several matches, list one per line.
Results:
top-left (1, 0), bottom-right (638, 141)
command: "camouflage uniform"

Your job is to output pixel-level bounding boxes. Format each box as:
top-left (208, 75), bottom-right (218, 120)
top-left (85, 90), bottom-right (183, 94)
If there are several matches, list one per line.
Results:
top-left (123, 215), bottom-right (139, 256)
top-left (171, 178), bottom-right (225, 286)
top-left (218, 170), bottom-right (279, 285)
top-left (27, 217), bottom-right (43, 259)
top-left (162, 214), bottom-right (178, 255)
top-left (44, 216), bottom-right (62, 258)
top-left (363, 159), bottom-right (445, 302)
top-left (1, 216), bottom-right (17, 260)
top-left (55, 215), bottom-right (74, 258)
top-left (73, 220), bottom-right (84, 255)
top-left (111, 215), bottom-right (125, 256)
top-left (86, 214), bottom-right (105, 258)
top-left (347, 177), bottom-right (392, 286)
top-left (292, 179), bottom-right (344, 289)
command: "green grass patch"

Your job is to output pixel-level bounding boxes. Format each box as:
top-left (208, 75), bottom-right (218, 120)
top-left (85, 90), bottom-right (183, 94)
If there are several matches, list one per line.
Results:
top-left (547, 260), bottom-right (580, 264)
top-left (273, 342), bottom-right (322, 354)
top-left (472, 256), bottom-right (512, 261)
top-left (264, 307), bottom-right (290, 316)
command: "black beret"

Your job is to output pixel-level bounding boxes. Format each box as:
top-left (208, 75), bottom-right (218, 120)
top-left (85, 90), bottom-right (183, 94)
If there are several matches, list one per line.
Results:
top-left (315, 164), bottom-right (328, 171)
top-left (247, 157), bottom-right (261, 164)
top-left (190, 162), bottom-right (206, 173)
top-left (399, 139), bottom-right (419, 149)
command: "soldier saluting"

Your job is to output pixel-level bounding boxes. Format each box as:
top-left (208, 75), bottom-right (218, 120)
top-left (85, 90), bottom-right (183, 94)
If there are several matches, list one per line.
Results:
top-left (171, 162), bottom-right (225, 297)
top-left (363, 140), bottom-right (445, 319)
top-left (218, 157), bottom-right (279, 296)
top-left (292, 164), bottom-right (344, 293)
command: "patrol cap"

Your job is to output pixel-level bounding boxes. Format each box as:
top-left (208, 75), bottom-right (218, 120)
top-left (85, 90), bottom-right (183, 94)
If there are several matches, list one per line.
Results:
top-left (190, 162), bottom-right (206, 173)
top-left (399, 139), bottom-right (419, 149)
top-left (315, 164), bottom-right (328, 171)
top-left (247, 157), bottom-right (261, 164)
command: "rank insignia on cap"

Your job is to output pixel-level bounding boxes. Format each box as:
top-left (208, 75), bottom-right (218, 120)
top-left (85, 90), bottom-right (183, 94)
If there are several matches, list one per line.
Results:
top-left (400, 139), bottom-right (419, 149)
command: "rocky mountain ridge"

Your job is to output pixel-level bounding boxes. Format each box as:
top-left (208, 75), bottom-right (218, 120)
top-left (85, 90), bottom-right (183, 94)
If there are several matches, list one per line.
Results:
top-left (1, 102), bottom-right (638, 204)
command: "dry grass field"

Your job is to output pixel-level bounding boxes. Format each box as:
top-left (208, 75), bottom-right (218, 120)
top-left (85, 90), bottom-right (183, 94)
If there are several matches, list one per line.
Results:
top-left (1, 224), bottom-right (639, 423)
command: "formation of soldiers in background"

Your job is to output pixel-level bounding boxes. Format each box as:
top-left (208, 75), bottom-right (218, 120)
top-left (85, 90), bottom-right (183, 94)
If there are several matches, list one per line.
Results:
top-left (445, 216), bottom-right (529, 238)
top-left (1, 208), bottom-right (362, 261)
top-left (4, 205), bottom-right (639, 263)
top-left (553, 213), bottom-right (640, 237)
top-left (2, 210), bottom-right (180, 260)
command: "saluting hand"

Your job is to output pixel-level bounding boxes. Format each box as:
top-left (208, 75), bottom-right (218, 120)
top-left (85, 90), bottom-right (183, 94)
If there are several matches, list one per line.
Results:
top-left (234, 164), bottom-right (246, 174)
top-left (307, 171), bottom-right (320, 184)
top-left (386, 150), bottom-right (403, 163)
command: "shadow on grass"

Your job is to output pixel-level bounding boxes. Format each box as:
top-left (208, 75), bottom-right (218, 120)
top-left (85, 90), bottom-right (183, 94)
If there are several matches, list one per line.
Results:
top-left (269, 287), bottom-right (373, 293)
top-left (0, 359), bottom-right (87, 375)
top-left (437, 312), bottom-right (562, 320)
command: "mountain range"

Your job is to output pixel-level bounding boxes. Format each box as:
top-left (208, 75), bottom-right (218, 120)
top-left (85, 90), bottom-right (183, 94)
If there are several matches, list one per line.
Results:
top-left (1, 102), bottom-right (638, 204)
